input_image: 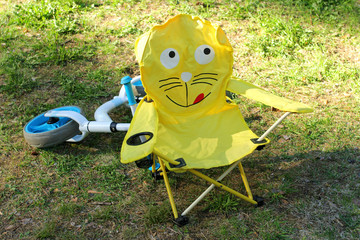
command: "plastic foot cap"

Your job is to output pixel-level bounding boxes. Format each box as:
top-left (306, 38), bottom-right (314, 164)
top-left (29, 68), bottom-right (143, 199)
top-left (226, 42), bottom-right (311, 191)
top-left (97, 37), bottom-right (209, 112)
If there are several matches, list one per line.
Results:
top-left (253, 195), bottom-right (265, 207)
top-left (175, 215), bottom-right (189, 227)
top-left (151, 172), bottom-right (163, 181)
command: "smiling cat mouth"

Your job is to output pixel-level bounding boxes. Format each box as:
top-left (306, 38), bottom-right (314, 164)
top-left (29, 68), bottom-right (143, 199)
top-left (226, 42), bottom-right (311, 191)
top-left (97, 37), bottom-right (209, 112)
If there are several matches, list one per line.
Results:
top-left (166, 92), bottom-right (210, 108)
top-left (193, 93), bottom-right (204, 104)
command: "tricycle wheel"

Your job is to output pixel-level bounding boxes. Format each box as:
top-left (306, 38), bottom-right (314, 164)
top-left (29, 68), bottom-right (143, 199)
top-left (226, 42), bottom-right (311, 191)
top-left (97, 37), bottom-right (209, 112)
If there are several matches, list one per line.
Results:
top-left (23, 106), bottom-right (83, 148)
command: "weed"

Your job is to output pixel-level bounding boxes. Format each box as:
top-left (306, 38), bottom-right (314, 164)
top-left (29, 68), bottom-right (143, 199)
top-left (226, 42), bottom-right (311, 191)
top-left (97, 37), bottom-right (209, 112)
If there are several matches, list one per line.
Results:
top-left (340, 213), bottom-right (360, 230)
top-left (33, 35), bottom-right (97, 66)
top-left (223, 0), bottom-right (263, 20)
top-left (36, 220), bottom-right (58, 239)
top-left (57, 202), bottom-right (83, 217)
top-left (293, 0), bottom-right (355, 19)
top-left (92, 203), bottom-right (129, 223)
top-left (92, 160), bottom-right (129, 190)
top-left (0, 64), bottom-right (38, 96)
top-left (118, 22), bottom-right (143, 37)
top-left (54, 71), bottom-right (110, 101)
top-left (204, 192), bottom-right (241, 212)
top-left (13, 0), bottom-right (82, 34)
top-left (104, 0), bottom-right (142, 7)
top-left (249, 15), bottom-right (313, 57)
top-left (216, 208), bottom-right (295, 239)
top-left (218, 218), bottom-right (249, 239)
top-left (144, 201), bottom-right (172, 225)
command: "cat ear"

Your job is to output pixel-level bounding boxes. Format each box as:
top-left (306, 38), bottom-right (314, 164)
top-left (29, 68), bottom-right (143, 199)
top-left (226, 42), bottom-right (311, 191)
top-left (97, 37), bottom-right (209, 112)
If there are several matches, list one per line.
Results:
top-left (216, 27), bottom-right (231, 48)
top-left (135, 31), bottom-right (151, 63)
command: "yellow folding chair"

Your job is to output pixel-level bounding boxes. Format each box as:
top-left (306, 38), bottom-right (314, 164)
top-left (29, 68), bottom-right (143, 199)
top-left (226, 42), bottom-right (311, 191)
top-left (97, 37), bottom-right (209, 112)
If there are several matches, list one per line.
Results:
top-left (120, 14), bottom-right (313, 226)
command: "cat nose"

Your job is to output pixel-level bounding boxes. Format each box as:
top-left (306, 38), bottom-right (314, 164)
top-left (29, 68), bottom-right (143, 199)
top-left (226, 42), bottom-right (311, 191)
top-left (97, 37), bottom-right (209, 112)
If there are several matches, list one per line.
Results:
top-left (181, 72), bottom-right (192, 82)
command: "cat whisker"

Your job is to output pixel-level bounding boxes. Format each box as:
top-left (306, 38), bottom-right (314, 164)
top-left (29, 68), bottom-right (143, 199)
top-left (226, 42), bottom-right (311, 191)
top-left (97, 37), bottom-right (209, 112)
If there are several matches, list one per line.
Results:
top-left (190, 82), bottom-right (213, 86)
top-left (159, 77), bottom-right (180, 82)
top-left (164, 85), bottom-right (183, 91)
top-left (159, 81), bottom-right (182, 88)
top-left (192, 77), bottom-right (218, 82)
top-left (194, 73), bottom-right (218, 78)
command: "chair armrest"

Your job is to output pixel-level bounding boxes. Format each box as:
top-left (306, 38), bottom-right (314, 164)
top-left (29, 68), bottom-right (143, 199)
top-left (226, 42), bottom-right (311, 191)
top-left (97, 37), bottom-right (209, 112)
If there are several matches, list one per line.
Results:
top-left (227, 77), bottom-right (313, 113)
top-left (121, 97), bottom-right (158, 163)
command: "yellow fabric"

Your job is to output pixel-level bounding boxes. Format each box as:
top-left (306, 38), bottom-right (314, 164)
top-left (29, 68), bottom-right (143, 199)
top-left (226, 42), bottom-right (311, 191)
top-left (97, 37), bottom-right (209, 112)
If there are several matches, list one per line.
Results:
top-left (227, 77), bottom-right (313, 113)
top-left (120, 14), bottom-right (311, 169)
top-left (121, 97), bottom-right (158, 163)
top-left (155, 104), bottom-right (269, 170)
top-left (135, 14), bottom-right (234, 124)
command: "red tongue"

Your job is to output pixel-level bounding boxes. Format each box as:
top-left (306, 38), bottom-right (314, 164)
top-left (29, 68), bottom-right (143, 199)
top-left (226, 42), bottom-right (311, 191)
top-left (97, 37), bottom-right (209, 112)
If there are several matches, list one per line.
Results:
top-left (193, 93), bottom-right (204, 104)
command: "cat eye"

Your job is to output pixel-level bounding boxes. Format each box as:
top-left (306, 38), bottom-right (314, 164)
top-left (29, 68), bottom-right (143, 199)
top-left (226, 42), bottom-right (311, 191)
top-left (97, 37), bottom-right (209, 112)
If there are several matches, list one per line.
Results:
top-left (195, 45), bottom-right (215, 65)
top-left (160, 48), bottom-right (180, 69)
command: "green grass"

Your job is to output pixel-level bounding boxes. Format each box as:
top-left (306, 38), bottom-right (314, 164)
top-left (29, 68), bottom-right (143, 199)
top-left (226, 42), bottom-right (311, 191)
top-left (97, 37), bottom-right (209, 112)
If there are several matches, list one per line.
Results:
top-left (1, 0), bottom-right (359, 239)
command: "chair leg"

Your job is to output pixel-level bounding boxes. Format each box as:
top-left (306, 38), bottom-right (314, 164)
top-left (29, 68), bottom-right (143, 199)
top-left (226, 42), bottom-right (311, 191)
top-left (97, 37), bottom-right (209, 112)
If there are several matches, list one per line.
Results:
top-left (157, 159), bottom-right (262, 225)
top-left (151, 154), bottom-right (163, 180)
top-left (238, 162), bottom-right (253, 200)
top-left (181, 161), bottom-right (261, 216)
top-left (151, 153), bottom-right (156, 174)
top-left (188, 169), bottom-right (258, 205)
top-left (158, 158), bottom-right (178, 219)
top-left (238, 162), bottom-right (265, 206)
top-left (182, 161), bottom-right (240, 216)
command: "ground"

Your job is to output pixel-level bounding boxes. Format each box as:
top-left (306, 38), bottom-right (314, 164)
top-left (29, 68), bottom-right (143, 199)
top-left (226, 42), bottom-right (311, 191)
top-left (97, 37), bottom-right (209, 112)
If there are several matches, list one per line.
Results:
top-left (0, 0), bottom-right (359, 239)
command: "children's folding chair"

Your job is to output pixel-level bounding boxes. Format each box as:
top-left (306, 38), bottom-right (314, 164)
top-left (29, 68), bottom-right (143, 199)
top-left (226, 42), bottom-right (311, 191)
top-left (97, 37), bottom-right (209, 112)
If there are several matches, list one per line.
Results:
top-left (120, 14), bottom-right (313, 226)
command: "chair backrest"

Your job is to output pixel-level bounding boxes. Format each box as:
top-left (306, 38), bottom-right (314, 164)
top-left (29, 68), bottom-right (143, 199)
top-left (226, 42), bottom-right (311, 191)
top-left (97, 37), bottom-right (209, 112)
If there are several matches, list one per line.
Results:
top-left (135, 14), bottom-right (234, 124)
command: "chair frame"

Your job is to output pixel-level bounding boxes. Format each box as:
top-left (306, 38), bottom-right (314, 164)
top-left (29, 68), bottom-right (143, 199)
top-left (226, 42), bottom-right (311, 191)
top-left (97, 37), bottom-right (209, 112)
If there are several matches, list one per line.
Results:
top-left (150, 112), bottom-right (292, 226)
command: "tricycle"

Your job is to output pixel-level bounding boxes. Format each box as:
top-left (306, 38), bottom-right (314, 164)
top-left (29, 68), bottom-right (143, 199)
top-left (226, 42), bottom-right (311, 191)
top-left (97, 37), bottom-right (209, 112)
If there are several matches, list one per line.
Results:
top-left (23, 76), bottom-right (144, 148)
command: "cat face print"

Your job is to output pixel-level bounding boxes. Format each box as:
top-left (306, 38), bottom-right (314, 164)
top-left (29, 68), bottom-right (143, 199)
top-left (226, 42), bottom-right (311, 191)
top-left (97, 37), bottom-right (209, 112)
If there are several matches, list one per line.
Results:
top-left (158, 45), bottom-right (217, 107)
top-left (135, 14), bottom-right (233, 114)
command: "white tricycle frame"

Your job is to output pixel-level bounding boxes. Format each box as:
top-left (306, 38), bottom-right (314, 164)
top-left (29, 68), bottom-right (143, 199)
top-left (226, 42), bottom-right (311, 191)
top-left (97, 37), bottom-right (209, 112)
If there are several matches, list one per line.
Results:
top-left (23, 76), bottom-right (144, 148)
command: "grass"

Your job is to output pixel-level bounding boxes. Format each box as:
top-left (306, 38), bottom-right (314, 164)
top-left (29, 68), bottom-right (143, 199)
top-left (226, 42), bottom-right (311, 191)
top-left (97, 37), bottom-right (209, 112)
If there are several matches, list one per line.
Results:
top-left (1, 0), bottom-right (359, 239)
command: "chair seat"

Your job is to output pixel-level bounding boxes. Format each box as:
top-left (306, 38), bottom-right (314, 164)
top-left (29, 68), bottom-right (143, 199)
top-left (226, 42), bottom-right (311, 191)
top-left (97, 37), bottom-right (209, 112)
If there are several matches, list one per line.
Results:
top-left (154, 105), bottom-right (268, 170)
